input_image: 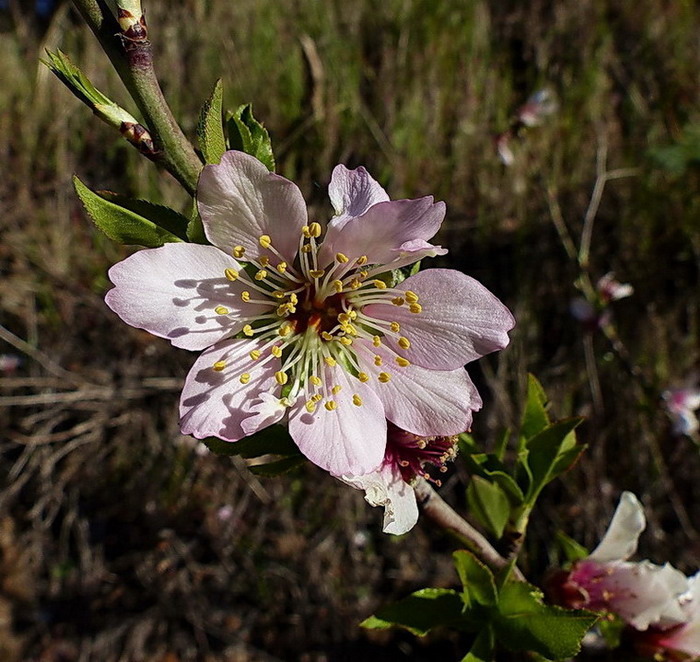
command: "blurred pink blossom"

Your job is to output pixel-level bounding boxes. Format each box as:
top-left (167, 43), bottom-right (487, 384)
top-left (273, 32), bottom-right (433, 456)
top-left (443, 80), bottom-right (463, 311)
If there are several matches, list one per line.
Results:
top-left (662, 386), bottom-right (700, 436)
top-left (516, 89), bottom-right (558, 128)
top-left (0, 354), bottom-right (22, 372)
top-left (597, 272), bottom-right (634, 304)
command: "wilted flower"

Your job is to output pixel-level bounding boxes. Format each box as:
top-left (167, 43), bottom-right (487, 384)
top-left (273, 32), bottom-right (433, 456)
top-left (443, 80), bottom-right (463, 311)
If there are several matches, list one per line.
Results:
top-left (105, 151), bottom-right (514, 478)
top-left (551, 492), bottom-right (688, 631)
top-left (663, 386), bottom-right (700, 437)
top-left (341, 423), bottom-right (458, 535)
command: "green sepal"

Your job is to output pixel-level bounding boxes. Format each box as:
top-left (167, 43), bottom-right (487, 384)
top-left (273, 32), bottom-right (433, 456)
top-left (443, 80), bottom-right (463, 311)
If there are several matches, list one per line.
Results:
top-left (409, 260), bottom-right (422, 276)
top-left (96, 192), bottom-right (189, 240)
top-left (249, 455), bottom-right (306, 477)
top-left (361, 588), bottom-right (468, 637)
top-left (555, 531), bottom-right (590, 564)
top-left (201, 424), bottom-right (299, 458)
top-left (453, 550), bottom-right (498, 608)
top-left (73, 176), bottom-right (182, 247)
top-left (466, 476), bottom-right (511, 538)
top-left (187, 199), bottom-right (209, 244)
top-left (493, 581), bottom-right (598, 660)
top-left (197, 78), bottom-right (226, 165)
top-left (226, 103), bottom-right (276, 171)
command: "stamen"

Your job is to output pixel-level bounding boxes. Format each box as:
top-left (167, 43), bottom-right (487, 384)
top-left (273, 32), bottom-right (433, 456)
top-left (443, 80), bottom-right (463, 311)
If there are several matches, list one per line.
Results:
top-left (324, 400), bottom-right (337, 411)
top-left (374, 355), bottom-right (383, 366)
top-left (331, 384), bottom-right (342, 395)
top-left (305, 400), bottom-right (316, 413)
top-left (308, 222), bottom-right (322, 238)
top-left (233, 245), bottom-right (245, 258)
top-left (310, 376), bottom-right (322, 386)
top-left (259, 256), bottom-right (270, 267)
top-left (324, 357), bottom-right (337, 367)
top-left (378, 372), bottom-right (391, 383)
top-left (243, 324), bottom-right (255, 336)
top-left (309, 269), bottom-right (325, 278)
top-left (372, 280), bottom-right (387, 290)
top-left (213, 360), bottom-right (226, 371)
top-left (392, 297), bottom-right (405, 306)
top-left (409, 303), bottom-right (422, 314)
top-left (214, 306), bottom-right (229, 315)
top-left (240, 373), bottom-right (251, 384)
top-left (249, 350), bottom-right (261, 360)
top-left (241, 291), bottom-right (251, 302)
top-left (356, 255), bottom-right (368, 265)
top-left (398, 337), bottom-right (411, 350)
top-left (336, 253), bottom-right (349, 263)
top-left (357, 372), bottom-right (369, 382)
top-left (339, 336), bottom-right (353, 346)
top-left (271, 346), bottom-right (283, 358)
top-left (395, 357), bottom-right (410, 367)
top-left (372, 335), bottom-right (382, 347)
top-left (333, 280), bottom-right (344, 293)
top-left (390, 322), bottom-right (400, 332)
top-left (405, 291), bottom-right (419, 303)
top-left (277, 262), bottom-right (287, 273)
top-left (225, 268), bottom-right (239, 281)
top-left (259, 235), bottom-right (272, 248)
top-left (352, 394), bottom-right (363, 406)
top-left (275, 371), bottom-right (288, 385)
top-left (254, 269), bottom-right (268, 281)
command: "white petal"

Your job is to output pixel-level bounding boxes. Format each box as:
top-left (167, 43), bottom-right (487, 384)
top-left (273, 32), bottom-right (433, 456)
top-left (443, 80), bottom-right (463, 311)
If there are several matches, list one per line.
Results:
top-left (328, 164), bottom-right (390, 231)
top-left (590, 491), bottom-right (646, 562)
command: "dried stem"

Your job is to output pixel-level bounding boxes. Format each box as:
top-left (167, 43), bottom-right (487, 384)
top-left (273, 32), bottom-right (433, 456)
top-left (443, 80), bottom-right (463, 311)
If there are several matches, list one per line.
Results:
top-left (71, 0), bottom-right (202, 194)
top-left (414, 479), bottom-right (525, 581)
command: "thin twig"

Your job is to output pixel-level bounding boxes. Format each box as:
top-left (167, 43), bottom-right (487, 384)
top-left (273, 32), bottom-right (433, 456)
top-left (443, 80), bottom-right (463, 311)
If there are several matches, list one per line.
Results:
top-left (414, 479), bottom-right (525, 581)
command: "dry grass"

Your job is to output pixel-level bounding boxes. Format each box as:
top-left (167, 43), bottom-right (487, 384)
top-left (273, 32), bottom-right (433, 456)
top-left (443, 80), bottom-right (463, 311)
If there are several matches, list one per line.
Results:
top-left (1, 1), bottom-right (699, 659)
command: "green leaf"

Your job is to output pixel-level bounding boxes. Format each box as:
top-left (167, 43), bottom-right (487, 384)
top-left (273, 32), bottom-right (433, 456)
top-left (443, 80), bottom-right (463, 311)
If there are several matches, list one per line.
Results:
top-left (493, 428), bottom-right (510, 461)
top-left (463, 453), bottom-right (525, 505)
top-left (73, 176), bottom-right (182, 247)
top-left (555, 531), bottom-right (589, 563)
top-left (494, 581), bottom-right (598, 660)
top-left (249, 455), bottom-right (306, 477)
top-left (186, 200), bottom-right (208, 244)
top-left (409, 260), bottom-right (422, 276)
top-left (521, 374), bottom-right (550, 441)
top-left (197, 79), bottom-right (226, 164)
top-left (524, 418), bottom-right (583, 501)
top-left (466, 476), bottom-right (511, 538)
top-left (227, 104), bottom-right (276, 171)
top-left (201, 425), bottom-right (298, 458)
top-left (461, 628), bottom-right (495, 662)
top-left (361, 588), bottom-right (466, 637)
top-left (97, 192), bottom-right (189, 240)
top-left (453, 550), bottom-right (497, 608)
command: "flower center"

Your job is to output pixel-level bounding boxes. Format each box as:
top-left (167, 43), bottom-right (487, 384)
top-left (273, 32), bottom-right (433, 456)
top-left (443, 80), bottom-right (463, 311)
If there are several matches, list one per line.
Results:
top-left (384, 423), bottom-right (458, 484)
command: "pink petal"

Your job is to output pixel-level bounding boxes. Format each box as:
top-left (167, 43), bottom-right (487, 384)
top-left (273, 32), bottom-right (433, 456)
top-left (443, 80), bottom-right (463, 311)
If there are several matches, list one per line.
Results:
top-left (364, 268), bottom-right (514, 370)
top-left (105, 243), bottom-right (272, 350)
top-left (319, 197), bottom-right (445, 266)
top-left (341, 463), bottom-right (418, 535)
top-left (328, 164), bottom-right (390, 231)
top-left (355, 341), bottom-right (481, 436)
top-left (288, 365), bottom-right (386, 476)
top-left (198, 151), bottom-right (308, 264)
top-left (179, 338), bottom-right (280, 442)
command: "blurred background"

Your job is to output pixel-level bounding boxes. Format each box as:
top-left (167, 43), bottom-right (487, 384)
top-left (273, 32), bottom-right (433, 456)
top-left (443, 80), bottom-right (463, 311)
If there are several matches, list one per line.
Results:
top-left (1, 1), bottom-right (699, 660)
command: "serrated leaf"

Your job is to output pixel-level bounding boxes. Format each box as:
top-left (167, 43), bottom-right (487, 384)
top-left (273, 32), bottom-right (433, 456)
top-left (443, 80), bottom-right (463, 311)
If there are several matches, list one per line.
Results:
top-left (361, 588), bottom-right (466, 636)
top-left (97, 192), bottom-right (189, 240)
top-left (494, 581), bottom-right (598, 660)
top-left (453, 550), bottom-right (497, 608)
top-left (44, 49), bottom-right (112, 111)
top-left (201, 425), bottom-right (298, 458)
top-left (226, 103), bottom-right (275, 171)
top-left (197, 79), bottom-right (226, 164)
top-left (466, 476), bottom-right (511, 538)
top-left (249, 455), bottom-right (306, 477)
top-left (524, 418), bottom-right (583, 502)
top-left (521, 374), bottom-right (550, 442)
top-left (461, 627), bottom-right (495, 662)
top-left (74, 176), bottom-right (182, 247)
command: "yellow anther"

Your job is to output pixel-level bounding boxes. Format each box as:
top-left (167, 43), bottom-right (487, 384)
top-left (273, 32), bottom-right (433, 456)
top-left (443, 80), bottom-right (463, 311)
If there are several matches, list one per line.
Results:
top-left (338, 312), bottom-right (351, 324)
top-left (352, 394), bottom-right (363, 407)
top-left (349, 310), bottom-right (357, 319)
top-left (233, 245), bottom-right (245, 258)
top-left (345, 323), bottom-right (358, 336)
top-left (398, 337), bottom-right (411, 350)
top-left (255, 269), bottom-right (268, 281)
top-left (350, 279), bottom-right (361, 290)
top-left (259, 234), bottom-right (272, 248)
top-left (336, 253), bottom-right (349, 263)
top-left (241, 291), bottom-right (251, 302)
top-left (310, 376), bottom-right (322, 387)
top-left (373, 280), bottom-right (387, 290)
top-left (357, 372), bottom-right (369, 383)
top-left (305, 400), bottom-right (316, 413)
top-left (324, 357), bottom-right (337, 367)
top-left (302, 225), bottom-right (311, 238)
top-left (276, 304), bottom-right (291, 317)
top-left (275, 371), bottom-right (288, 385)
top-left (373, 335), bottom-right (382, 347)
top-left (395, 357), bottom-right (411, 367)
top-left (339, 336), bottom-right (353, 346)
top-left (213, 360), bottom-right (226, 371)
top-left (301, 244), bottom-right (312, 253)
top-left (249, 350), bottom-right (261, 360)
top-left (409, 303), bottom-right (423, 314)
top-left (333, 280), bottom-right (344, 293)
top-left (309, 222), bottom-right (322, 238)
top-left (243, 324), bottom-right (254, 337)
top-left (405, 291), bottom-right (419, 303)
top-left (374, 355), bottom-right (383, 366)
top-left (239, 373), bottom-right (251, 384)
top-left (271, 345), bottom-right (283, 358)
top-left (378, 372), bottom-right (391, 383)
top-left (321, 331), bottom-right (334, 342)
top-left (391, 297), bottom-right (405, 306)
top-left (356, 255), bottom-right (368, 265)
top-left (324, 400), bottom-right (337, 411)
top-left (278, 324), bottom-right (292, 337)
top-left (359, 270), bottom-right (369, 278)
top-left (273, 290), bottom-right (286, 299)
top-left (276, 262), bottom-right (287, 273)
top-left (390, 322), bottom-right (401, 333)
top-left (312, 394), bottom-right (323, 402)
top-left (309, 269), bottom-right (325, 278)
top-left (224, 268), bottom-right (239, 281)
top-left (289, 293), bottom-right (298, 304)
top-left (214, 305), bottom-right (229, 315)
top-left (259, 256), bottom-right (270, 267)
top-left (332, 385), bottom-right (342, 395)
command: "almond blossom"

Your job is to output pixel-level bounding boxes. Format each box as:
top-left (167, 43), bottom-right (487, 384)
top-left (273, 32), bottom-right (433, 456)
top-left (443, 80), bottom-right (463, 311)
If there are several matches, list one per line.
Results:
top-left (105, 151), bottom-right (514, 477)
top-left (551, 492), bottom-right (688, 631)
